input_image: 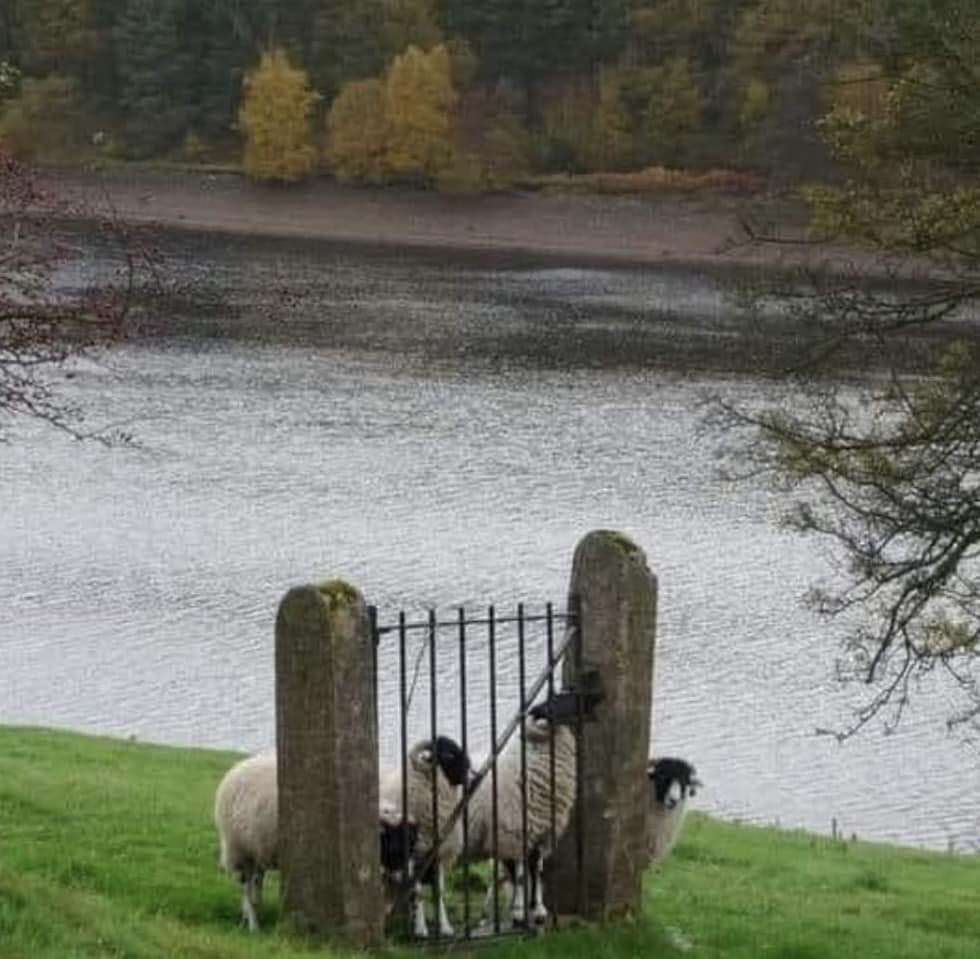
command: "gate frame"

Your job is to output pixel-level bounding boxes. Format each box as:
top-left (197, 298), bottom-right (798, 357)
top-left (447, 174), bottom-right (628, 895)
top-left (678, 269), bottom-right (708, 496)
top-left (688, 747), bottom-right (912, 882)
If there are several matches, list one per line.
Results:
top-left (272, 529), bottom-right (656, 948)
top-left (370, 601), bottom-right (589, 944)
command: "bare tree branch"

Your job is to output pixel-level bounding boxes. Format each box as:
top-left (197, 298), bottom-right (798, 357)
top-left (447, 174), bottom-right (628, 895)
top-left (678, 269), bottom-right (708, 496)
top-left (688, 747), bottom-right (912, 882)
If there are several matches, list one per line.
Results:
top-left (0, 149), bottom-right (160, 442)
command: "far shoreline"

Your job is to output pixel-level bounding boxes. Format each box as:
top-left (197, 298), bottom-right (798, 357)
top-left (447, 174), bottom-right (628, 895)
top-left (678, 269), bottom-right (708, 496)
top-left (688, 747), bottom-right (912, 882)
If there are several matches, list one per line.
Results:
top-left (49, 167), bottom-right (844, 275)
top-left (41, 166), bottom-right (951, 287)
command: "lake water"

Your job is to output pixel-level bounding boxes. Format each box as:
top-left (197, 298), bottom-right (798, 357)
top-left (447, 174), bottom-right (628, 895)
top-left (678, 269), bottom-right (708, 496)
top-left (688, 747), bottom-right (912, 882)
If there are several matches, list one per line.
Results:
top-left (2, 230), bottom-right (977, 853)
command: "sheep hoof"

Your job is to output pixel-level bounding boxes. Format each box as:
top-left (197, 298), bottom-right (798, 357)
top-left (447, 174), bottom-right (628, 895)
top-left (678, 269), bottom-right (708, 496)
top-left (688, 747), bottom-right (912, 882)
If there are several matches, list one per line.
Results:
top-left (474, 917), bottom-right (512, 935)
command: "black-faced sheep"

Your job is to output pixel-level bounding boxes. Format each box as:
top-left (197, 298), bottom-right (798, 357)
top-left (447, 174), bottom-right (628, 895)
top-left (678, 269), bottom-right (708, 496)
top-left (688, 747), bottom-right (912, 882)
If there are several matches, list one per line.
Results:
top-left (379, 735), bottom-right (471, 939)
top-left (464, 690), bottom-right (600, 928)
top-left (646, 756), bottom-right (701, 865)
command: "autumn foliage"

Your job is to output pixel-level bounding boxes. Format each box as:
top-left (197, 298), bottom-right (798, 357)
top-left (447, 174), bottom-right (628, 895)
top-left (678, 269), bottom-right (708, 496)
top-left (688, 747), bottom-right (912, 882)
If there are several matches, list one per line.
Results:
top-left (239, 49), bottom-right (320, 183)
top-left (384, 44), bottom-right (456, 180)
top-left (325, 78), bottom-right (388, 182)
top-left (4, 0), bottom-right (958, 184)
top-left (327, 43), bottom-right (456, 185)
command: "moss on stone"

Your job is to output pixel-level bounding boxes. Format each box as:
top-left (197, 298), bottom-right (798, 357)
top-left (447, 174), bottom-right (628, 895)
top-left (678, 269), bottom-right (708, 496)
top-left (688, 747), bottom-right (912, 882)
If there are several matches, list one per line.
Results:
top-left (315, 579), bottom-right (360, 610)
top-left (595, 529), bottom-right (642, 560)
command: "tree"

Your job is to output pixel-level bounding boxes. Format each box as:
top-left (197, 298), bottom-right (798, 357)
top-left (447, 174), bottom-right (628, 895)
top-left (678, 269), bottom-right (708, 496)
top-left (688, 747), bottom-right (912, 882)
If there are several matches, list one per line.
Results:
top-left (726, 0), bottom-right (980, 739)
top-left (0, 75), bottom-right (83, 160)
top-left (436, 0), bottom-right (629, 124)
top-left (621, 57), bottom-right (704, 167)
top-left (384, 43), bottom-right (456, 182)
top-left (325, 43), bottom-right (458, 185)
top-left (445, 86), bottom-right (528, 189)
top-left (589, 69), bottom-right (631, 170)
top-left (728, 0), bottom-right (866, 175)
top-left (0, 60), bottom-right (19, 100)
top-left (0, 150), bottom-right (153, 441)
top-left (7, 0), bottom-right (103, 86)
top-left (625, 0), bottom-right (749, 72)
top-left (3, 0), bottom-right (117, 146)
top-left (239, 48), bottom-right (320, 182)
top-left (309, 0), bottom-right (386, 102)
top-left (182, 1), bottom-right (252, 148)
top-left (325, 77), bottom-right (388, 181)
top-left (115, 0), bottom-right (195, 156)
top-left (380, 0), bottom-right (442, 61)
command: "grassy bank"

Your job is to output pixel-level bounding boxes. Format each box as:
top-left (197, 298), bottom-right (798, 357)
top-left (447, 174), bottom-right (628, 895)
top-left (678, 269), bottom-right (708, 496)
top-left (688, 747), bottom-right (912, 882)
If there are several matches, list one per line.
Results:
top-left (0, 727), bottom-right (976, 959)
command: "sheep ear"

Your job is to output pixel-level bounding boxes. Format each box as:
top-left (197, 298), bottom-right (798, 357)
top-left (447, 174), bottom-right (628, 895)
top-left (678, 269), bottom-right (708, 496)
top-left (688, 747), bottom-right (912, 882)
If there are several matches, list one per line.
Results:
top-left (418, 747), bottom-right (433, 765)
top-left (646, 759), bottom-right (658, 778)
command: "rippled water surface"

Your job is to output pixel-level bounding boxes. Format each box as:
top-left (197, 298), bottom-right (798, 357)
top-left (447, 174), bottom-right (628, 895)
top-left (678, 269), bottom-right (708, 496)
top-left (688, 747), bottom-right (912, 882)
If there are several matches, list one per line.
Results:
top-left (2, 232), bottom-right (977, 853)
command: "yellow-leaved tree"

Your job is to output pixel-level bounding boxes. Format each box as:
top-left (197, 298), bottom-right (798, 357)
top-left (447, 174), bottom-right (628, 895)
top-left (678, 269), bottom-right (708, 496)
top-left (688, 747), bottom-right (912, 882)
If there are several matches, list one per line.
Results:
top-left (384, 44), bottom-right (456, 182)
top-left (239, 49), bottom-right (320, 182)
top-left (326, 78), bottom-right (388, 182)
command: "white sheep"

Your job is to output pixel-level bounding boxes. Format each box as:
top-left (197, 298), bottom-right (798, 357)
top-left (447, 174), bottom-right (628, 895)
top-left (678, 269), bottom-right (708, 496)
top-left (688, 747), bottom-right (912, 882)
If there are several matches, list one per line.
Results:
top-left (646, 756), bottom-right (701, 865)
top-left (213, 751), bottom-right (277, 931)
top-left (214, 750), bottom-right (418, 931)
top-left (379, 735), bottom-right (470, 939)
top-left (464, 691), bottom-right (594, 928)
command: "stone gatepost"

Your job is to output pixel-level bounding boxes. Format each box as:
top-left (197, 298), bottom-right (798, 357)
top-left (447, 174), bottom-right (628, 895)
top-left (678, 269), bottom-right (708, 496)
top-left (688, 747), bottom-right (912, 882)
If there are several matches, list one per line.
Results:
top-left (548, 530), bottom-right (658, 921)
top-left (275, 580), bottom-right (382, 947)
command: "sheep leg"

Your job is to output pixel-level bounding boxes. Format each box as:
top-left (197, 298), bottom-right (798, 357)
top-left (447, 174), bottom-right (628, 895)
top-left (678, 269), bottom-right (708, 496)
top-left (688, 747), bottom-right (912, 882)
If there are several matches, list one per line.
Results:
top-left (238, 867), bottom-right (262, 932)
top-left (481, 865), bottom-right (509, 930)
top-left (410, 878), bottom-right (428, 939)
top-left (480, 876), bottom-right (495, 927)
top-left (530, 852), bottom-right (548, 925)
top-left (497, 860), bottom-right (518, 928)
top-left (433, 866), bottom-right (454, 938)
top-left (510, 860), bottom-right (528, 927)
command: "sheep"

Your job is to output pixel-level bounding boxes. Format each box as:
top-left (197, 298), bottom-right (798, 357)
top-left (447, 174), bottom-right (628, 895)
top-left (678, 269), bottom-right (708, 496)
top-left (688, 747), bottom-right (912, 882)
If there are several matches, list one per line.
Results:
top-left (463, 690), bottom-right (600, 928)
top-left (646, 756), bottom-right (701, 866)
top-left (214, 751), bottom-right (277, 931)
top-left (378, 735), bottom-right (471, 939)
top-left (213, 749), bottom-right (420, 931)
top-left (380, 819), bottom-right (419, 920)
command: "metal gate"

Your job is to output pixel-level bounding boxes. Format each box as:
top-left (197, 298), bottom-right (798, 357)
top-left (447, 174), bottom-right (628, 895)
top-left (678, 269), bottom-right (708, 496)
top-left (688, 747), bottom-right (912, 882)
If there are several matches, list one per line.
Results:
top-left (370, 600), bottom-right (595, 943)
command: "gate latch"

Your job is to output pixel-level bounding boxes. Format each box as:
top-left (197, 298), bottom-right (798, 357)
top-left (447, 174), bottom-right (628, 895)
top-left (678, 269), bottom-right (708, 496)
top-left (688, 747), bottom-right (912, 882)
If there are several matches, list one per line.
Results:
top-left (546, 669), bottom-right (604, 724)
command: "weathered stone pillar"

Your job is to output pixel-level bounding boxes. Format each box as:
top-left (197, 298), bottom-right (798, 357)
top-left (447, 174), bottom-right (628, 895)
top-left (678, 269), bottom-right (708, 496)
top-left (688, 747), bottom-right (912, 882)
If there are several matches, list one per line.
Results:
top-left (547, 530), bottom-right (658, 921)
top-left (275, 580), bottom-right (383, 946)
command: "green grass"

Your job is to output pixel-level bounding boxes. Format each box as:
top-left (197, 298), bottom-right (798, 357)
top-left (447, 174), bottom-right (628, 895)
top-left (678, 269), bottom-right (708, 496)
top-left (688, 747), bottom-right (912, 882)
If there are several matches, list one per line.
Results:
top-left (0, 727), bottom-right (977, 959)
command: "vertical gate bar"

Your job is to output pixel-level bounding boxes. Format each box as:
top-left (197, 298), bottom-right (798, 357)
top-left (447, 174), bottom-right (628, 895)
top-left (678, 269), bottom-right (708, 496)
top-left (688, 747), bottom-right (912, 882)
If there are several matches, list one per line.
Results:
top-left (518, 602), bottom-right (529, 928)
top-left (488, 604), bottom-right (500, 934)
top-left (398, 612), bottom-right (411, 921)
top-left (428, 608), bottom-right (440, 941)
top-left (458, 607), bottom-right (470, 938)
top-left (369, 606), bottom-right (379, 735)
top-left (546, 602), bottom-right (557, 925)
top-left (572, 594), bottom-right (586, 917)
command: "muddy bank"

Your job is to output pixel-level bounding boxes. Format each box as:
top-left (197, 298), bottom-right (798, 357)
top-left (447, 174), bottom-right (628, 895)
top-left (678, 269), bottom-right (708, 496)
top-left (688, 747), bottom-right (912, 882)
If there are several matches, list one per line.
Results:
top-left (51, 168), bottom-right (827, 271)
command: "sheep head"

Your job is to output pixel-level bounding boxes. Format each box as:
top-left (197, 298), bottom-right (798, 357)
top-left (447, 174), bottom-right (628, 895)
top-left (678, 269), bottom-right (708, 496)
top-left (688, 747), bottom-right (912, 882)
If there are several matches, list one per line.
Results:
top-left (413, 735), bottom-right (471, 787)
top-left (380, 818), bottom-right (419, 884)
top-left (647, 757), bottom-right (702, 809)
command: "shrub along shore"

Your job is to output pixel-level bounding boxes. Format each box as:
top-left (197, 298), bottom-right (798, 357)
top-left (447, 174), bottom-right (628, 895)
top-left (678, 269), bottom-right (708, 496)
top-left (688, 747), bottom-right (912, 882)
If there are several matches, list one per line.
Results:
top-left (0, 726), bottom-right (977, 959)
